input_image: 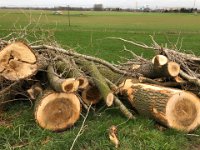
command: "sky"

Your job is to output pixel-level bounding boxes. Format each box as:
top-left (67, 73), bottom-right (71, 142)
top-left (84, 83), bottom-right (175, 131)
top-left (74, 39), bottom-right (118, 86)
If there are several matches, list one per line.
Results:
top-left (0, 0), bottom-right (199, 9)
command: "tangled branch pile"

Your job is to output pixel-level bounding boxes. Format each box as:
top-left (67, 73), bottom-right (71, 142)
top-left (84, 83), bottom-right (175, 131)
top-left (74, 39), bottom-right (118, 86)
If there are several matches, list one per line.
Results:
top-left (0, 37), bottom-right (200, 133)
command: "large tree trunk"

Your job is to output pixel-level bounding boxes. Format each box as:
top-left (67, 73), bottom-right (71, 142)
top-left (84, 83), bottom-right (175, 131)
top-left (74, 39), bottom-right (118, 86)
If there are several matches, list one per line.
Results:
top-left (0, 42), bottom-right (39, 81)
top-left (122, 83), bottom-right (200, 132)
top-left (34, 91), bottom-right (81, 131)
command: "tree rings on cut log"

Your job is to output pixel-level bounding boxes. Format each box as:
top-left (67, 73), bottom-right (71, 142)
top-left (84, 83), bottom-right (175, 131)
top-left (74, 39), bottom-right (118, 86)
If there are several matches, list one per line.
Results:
top-left (152, 55), bottom-right (168, 66)
top-left (76, 77), bottom-right (89, 90)
top-left (62, 78), bottom-right (80, 93)
top-left (82, 85), bottom-right (102, 105)
top-left (0, 42), bottom-right (37, 80)
top-left (35, 92), bottom-right (81, 131)
top-left (167, 62), bottom-right (180, 77)
top-left (165, 92), bottom-right (200, 132)
top-left (106, 92), bottom-right (114, 107)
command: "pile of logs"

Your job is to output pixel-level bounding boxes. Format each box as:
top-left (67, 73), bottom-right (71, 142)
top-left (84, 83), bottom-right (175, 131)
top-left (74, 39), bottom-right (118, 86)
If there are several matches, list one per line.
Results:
top-left (0, 39), bottom-right (200, 133)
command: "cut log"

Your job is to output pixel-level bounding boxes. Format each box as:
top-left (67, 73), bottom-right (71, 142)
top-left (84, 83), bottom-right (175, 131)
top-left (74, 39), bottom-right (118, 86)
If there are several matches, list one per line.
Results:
top-left (81, 85), bottom-right (102, 105)
top-left (79, 60), bottom-right (114, 106)
top-left (124, 83), bottom-right (200, 132)
top-left (0, 42), bottom-right (38, 80)
top-left (133, 61), bottom-right (180, 78)
top-left (47, 65), bottom-right (79, 93)
top-left (35, 91), bottom-right (81, 131)
top-left (55, 60), bottom-right (89, 90)
top-left (152, 55), bottom-right (168, 66)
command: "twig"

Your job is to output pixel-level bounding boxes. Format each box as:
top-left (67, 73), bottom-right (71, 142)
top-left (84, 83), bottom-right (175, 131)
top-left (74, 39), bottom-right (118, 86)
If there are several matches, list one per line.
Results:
top-left (70, 104), bottom-right (91, 150)
top-left (123, 45), bottom-right (148, 63)
top-left (32, 44), bottom-right (138, 77)
top-left (114, 97), bottom-right (135, 119)
top-left (107, 37), bottom-right (155, 49)
top-left (139, 76), bottom-right (182, 87)
top-left (106, 78), bottom-right (135, 119)
top-left (180, 70), bottom-right (200, 87)
top-left (186, 133), bottom-right (200, 137)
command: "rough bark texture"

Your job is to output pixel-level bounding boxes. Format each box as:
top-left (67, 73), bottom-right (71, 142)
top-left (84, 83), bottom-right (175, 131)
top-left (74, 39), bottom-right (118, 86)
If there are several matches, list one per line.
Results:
top-left (126, 83), bottom-right (200, 132)
top-left (79, 60), bottom-right (114, 106)
top-left (75, 59), bottom-right (134, 86)
top-left (133, 61), bottom-right (180, 79)
top-left (139, 76), bottom-right (182, 87)
top-left (34, 91), bottom-right (81, 131)
top-left (55, 60), bottom-right (88, 89)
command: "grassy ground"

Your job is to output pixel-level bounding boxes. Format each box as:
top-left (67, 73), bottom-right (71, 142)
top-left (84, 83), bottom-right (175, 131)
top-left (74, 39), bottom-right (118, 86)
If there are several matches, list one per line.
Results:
top-left (0, 9), bottom-right (200, 150)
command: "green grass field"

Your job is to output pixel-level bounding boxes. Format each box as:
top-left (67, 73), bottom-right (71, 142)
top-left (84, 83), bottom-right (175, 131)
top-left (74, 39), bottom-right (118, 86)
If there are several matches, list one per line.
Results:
top-left (0, 9), bottom-right (200, 150)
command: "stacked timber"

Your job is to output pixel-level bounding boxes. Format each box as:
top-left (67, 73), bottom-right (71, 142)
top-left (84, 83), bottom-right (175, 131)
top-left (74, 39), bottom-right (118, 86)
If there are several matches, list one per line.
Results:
top-left (0, 40), bottom-right (200, 133)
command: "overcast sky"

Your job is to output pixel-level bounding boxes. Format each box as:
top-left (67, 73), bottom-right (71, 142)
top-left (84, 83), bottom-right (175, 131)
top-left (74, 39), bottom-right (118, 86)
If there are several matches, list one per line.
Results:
top-left (0, 0), bottom-right (199, 9)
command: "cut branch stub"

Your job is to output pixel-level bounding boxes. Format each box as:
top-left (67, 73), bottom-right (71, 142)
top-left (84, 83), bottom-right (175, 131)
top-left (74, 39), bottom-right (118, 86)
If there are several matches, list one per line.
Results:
top-left (47, 65), bottom-right (79, 93)
top-left (55, 61), bottom-right (89, 90)
top-left (81, 85), bottom-right (102, 105)
top-left (152, 55), bottom-right (180, 77)
top-left (35, 91), bottom-right (81, 131)
top-left (125, 83), bottom-right (200, 132)
top-left (152, 55), bottom-right (168, 66)
top-left (27, 82), bottom-right (43, 100)
top-left (0, 42), bottom-right (37, 80)
top-left (76, 77), bottom-right (89, 90)
top-left (163, 61), bottom-right (180, 77)
top-left (134, 61), bottom-right (180, 78)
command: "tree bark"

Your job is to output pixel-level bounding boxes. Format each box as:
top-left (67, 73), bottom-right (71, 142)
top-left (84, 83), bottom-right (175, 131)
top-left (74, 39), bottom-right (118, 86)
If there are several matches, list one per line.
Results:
top-left (34, 91), bottom-right (81, 131)
top-left (78, 60), bottom-right (114, 106)
top-left (55, 60), bottom-right (89, 90)
top-left (76, 59), bottom-right (137, 86)
top-left (133, 61), bottom-right (180, 78)
top-left (125, 83), bottom-right (200, 132)
top-left (47, 65), bottom-right (79, 93)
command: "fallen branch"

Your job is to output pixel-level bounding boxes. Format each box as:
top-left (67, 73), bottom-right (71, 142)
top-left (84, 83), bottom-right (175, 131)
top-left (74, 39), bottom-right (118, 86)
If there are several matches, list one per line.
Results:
top-left (32, 44), bottom-right (138, 77)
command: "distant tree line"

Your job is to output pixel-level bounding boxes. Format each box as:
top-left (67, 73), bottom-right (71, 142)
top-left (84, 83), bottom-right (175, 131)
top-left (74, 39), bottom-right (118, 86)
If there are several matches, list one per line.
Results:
top-left (163, 8), bottom-right (198, 13)
top-left (0, 6), bottom-right (199, 13)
